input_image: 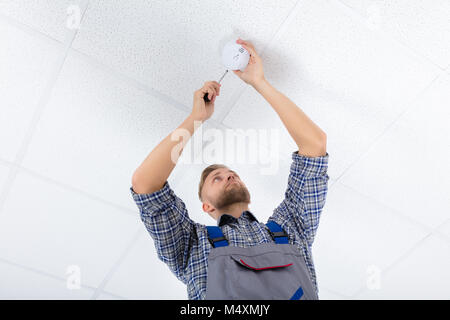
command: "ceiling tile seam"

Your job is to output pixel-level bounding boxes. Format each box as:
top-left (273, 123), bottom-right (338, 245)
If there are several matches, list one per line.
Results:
top-left (431, 218), bottom-right (450, 245)
top-left (0, 0), bottom-right (91, 48)
top-left (14, 164), bottom-right (140, 217)
top-left (430, 230), bottom-right (450, 246)
top-left (434, 216), bottom-right (450, 230)
top-left (0, 256), bottom-right (98, 294)
top-left (0, 2), bottom-right (89, 219)
top-left (90, 227), bottom-right (143, 300)
top-left (334, 0), bottom-right (448, 72)
top-left (330, 71), bottom-right (444, 186)
top-left (349, 232), bottom-right (433, 299)
top-left (335, 181), bottom-right (436, 234)
top-left (0, 11), bottom-right (62, 46)
top-left (0, 158), bottom-right (15, 169)
top-left (217, 0), bottom-right (304, 126)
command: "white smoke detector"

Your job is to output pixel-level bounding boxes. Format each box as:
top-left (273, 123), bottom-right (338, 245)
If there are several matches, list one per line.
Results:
top-left (221, 40), bottom-right (250, 71)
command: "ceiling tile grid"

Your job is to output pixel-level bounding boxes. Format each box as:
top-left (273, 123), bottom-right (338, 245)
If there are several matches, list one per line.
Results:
top-left (338, 73), bottom-right (450, 229)
top-left (0, 169), bottom-right (142, 289)
top-left (0, 19), bottom-right (63, 163)
top-left (0, 0), bottom-right (89, 44)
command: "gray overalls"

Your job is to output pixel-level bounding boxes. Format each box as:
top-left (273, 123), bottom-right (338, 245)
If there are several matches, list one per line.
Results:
top-left (205, 221), bottom-right (319, 300)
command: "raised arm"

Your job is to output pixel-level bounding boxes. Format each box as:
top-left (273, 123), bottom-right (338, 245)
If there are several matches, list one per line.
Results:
top-left (233, 38), bottom-right (326, 157)
top-left (130, 81), bottom-right (221, 284)
top-left (132, 114), bottom-right (198, 194)
top-left (254, 79), bottom-right (327, 157)
top-left (132, 81), bottom-right (221, 194)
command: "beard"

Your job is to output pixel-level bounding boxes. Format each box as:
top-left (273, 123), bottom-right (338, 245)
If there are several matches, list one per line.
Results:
top-left (213, 181), bottom-right (251, 210)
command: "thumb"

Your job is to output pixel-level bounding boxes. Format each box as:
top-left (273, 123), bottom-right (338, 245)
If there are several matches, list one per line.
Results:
top-left (233, 69), bottom-right (242, 76)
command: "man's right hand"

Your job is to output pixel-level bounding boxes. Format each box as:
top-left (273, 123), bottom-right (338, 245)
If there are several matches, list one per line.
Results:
top-left (191, 81), bottom-right (221, 122)
top-left (233, 38), bottom-right (266, 87)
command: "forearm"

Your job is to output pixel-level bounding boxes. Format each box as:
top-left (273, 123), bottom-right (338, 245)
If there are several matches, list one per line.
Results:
top-left (253, 79), bottom-right (326, 152)
top-left (132, 115), bottom-right (202, 194)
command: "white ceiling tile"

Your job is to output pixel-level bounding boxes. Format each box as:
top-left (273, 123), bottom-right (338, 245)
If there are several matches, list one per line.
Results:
top-left (0, 261), bottom-right (94, 299)
top-left (354, 234), bottom-right (450, 299)
top-left (0, 170), bottom-right (141, 288)
top-left (21, 51), bottom-right (190, 211)
top-left (0, 0), bottom-right (87, 43)
top-left (437, 219), bottom-right (450, 241)
top-left (339, 74), bottom-right (450, 229)
top-left (224, 0), bottom-right (440, 179)
top-left (95, 291), bottom-right (125, 300)
top-left (317, 286), bottom-right (350, 300)
top-left (0, 20), bottom-right (62, 162)
top-left (340, 0), bottom-right (450, 69)
top-left (71, 0), bottom-right (298, 122)
top-left (0, 163), bottom-right (10, 187)
top-left (103, 228), bottom-right (188, 299)
top-left (313, 182), bottom-right (429, 297)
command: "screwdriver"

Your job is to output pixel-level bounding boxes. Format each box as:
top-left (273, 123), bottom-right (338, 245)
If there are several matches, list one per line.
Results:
top-left (203, 69), bottom-right (229, 102)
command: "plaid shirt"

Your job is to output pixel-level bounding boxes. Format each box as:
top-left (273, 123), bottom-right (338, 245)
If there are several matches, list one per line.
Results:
top-left (130, 150), bottom-right (329, 300)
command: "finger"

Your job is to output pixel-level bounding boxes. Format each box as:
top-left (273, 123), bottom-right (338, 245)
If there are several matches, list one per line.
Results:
top-left (237, 38), bottom-right (252, 47)
top-left (237, 39), bottom-right (255, 51)
top-left (205, 81), bottom-right (221, 86)
top-left (240, 43), bottom-right (256, 57)
top-left (204, 81), bottom-right (220, 93)
top-left (202, 83), bottom-right (216, 96)
top-left (211, 81), bottom-right (221, 91)
top-left (207, 86), bottom-right (216, 100)
top-left (207, 83), bottom-right (219, 97)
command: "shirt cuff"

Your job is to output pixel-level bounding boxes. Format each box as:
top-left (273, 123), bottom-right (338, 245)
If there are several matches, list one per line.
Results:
top-left (291, 150), bottom-right (329, 178)
top-left (130, 180), bottom-right (175, 212)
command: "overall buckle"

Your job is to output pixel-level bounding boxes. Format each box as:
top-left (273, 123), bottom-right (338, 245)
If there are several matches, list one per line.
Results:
top-left (208, 236), bottom-right (228, 248)
top-left (268, 229), bottom-right (288, 240)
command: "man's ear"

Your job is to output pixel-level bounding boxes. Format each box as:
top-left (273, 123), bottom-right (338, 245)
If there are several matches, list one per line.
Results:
top-left (202, 202), bottom-right (211, 213)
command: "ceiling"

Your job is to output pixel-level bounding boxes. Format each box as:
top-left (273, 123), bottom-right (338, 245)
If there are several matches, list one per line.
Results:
top-left (0, 0), bottom-right (449, 299)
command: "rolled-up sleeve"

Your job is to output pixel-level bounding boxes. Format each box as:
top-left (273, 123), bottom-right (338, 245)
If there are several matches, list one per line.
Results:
top-left (270, 150), bottom-right (330, 247)
top-left (130, 181), bottom-right (195, 284)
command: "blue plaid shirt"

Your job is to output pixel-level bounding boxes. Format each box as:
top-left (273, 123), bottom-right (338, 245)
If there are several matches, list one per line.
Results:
top-left (130, 150), bottom-right (329, 300)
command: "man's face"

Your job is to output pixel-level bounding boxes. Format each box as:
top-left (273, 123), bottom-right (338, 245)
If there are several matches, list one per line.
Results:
top-left (203, 168), bottom-right (251, 212)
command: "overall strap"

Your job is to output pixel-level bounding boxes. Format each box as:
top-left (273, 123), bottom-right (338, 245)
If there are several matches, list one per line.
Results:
top-left (266, 221), bottom-right (289, 244)
top-left (206, 226), bottom-right (229, 248)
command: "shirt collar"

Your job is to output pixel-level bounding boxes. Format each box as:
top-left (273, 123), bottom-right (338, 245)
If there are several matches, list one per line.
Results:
top-left (217, 210), bottom-right (258, 227)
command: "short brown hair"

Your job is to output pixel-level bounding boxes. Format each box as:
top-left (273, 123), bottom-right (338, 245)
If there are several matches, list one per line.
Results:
top-left (198, 164), bottom-right (228, 202)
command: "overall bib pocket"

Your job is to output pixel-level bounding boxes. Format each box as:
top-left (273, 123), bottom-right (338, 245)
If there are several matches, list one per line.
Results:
top-left (230, 254), bottom-right (293, 271)
top-left (228, 251), bottom-right (302, 299)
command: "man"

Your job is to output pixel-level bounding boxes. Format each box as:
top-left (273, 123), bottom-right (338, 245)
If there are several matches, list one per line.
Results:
top-left (131, 38), bottom-right (329, 300)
